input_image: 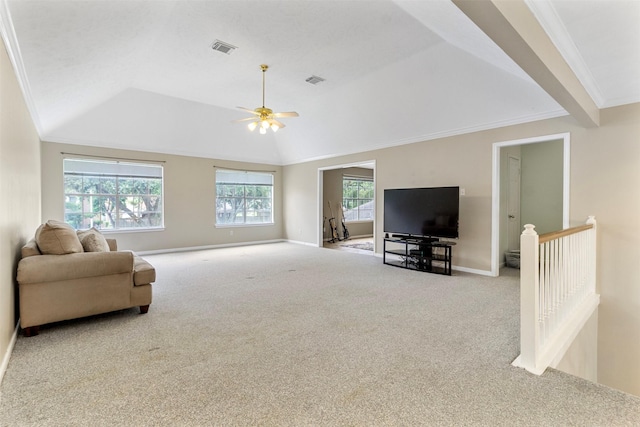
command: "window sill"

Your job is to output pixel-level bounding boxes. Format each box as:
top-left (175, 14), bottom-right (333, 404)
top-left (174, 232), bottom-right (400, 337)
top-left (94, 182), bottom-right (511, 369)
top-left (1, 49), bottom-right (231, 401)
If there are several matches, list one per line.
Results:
top-left (99, 227), bottom-right (165, 234)
top-left (215, 223), bottom-right (275, 229)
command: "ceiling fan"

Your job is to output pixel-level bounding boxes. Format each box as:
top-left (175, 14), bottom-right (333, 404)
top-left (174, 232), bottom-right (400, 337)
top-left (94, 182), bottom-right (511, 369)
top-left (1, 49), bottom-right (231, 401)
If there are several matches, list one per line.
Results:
top-left (233, 64), bottom-right (299, 134)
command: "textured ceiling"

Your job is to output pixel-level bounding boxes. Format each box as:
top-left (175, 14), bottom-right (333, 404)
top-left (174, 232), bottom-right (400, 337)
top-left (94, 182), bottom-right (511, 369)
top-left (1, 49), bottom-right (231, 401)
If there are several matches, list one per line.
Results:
top-left (1, 0), bottom-right (638, 165)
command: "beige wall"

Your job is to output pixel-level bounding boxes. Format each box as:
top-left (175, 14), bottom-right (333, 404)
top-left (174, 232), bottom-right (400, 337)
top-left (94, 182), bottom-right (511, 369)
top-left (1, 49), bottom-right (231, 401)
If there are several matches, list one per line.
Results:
top-left (555, 309), bottom-right (598, 382)
top-left (0, 38), bottom-right (41, 375)
top-left (284, 133), bottom-right (494, 273)
top-left (41, 142), bottom-right (283, 253)
top-left (571, 104), bottom-right (640, 396)
top-left (282, 103), bottom-right (640, 396)
top-left (322, 167), bottom-right (374, 241)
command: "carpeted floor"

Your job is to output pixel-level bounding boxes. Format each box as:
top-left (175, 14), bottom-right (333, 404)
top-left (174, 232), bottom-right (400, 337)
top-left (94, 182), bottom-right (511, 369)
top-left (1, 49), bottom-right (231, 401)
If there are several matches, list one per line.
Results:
top-left (1, 243), bottom-right (639, 426)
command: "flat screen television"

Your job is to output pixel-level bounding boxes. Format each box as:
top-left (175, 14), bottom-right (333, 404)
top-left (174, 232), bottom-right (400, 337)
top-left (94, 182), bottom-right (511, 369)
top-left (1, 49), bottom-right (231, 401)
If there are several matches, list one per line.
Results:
top-left (384, 186), bottom-right (459, 239)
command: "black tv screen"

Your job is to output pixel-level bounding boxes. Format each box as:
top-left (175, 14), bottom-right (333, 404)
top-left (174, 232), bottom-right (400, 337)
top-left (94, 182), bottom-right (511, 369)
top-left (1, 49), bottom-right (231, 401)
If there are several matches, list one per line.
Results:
top-left (384, 187), bottom-right (459, 239)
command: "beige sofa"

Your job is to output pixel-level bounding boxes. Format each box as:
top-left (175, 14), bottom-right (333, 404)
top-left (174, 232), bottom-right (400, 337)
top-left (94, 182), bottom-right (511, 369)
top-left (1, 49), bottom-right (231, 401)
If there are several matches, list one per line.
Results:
top-left (17, 220), bottom-right (155, 336)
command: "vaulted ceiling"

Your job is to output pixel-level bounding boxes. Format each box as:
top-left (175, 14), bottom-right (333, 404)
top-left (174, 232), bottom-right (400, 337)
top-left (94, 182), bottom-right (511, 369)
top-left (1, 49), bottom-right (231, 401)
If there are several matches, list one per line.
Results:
top-left (1, 0), bottom-right (638, 165)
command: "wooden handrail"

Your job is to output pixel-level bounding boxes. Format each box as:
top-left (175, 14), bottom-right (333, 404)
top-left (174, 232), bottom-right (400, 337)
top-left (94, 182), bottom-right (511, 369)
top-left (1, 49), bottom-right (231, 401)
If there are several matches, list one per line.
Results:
top-left (539, 224), bottom-right (593, 244)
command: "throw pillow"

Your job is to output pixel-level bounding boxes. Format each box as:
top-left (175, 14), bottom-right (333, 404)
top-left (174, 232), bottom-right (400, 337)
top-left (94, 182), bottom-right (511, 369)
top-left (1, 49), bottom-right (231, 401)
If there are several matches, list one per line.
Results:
top-left (77, 227), bottom-right (110, 252)
top-left (35, 220), bottom-right (84, 255)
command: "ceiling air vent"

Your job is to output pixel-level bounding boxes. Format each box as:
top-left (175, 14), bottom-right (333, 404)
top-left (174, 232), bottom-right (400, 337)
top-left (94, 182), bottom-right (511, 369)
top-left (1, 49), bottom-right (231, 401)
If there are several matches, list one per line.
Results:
top-left (305, 75), bottom-right (325, 85)
top-left (211, 40), bottom-right (237, 55)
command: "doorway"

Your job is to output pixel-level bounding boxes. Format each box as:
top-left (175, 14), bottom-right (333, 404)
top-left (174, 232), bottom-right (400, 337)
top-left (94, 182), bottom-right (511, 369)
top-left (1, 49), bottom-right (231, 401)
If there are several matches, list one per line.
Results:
top-left (507, 155), bottom-right (521, 252)
top-left (491, 133), bottom-right (570, 276)
top-left (317, 161), bottom-right (376, 255)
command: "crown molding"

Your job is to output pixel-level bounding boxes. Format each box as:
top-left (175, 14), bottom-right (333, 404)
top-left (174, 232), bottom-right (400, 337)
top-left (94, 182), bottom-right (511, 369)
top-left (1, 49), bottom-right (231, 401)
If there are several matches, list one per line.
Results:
top-left (0, 0), bottom-right (43, 136)
top-left (281, 108), bottom-right (569, 166)
top-left (42, 135), bottom-right (286, 167)
top-left (525, 0), bottom-right (605, 108)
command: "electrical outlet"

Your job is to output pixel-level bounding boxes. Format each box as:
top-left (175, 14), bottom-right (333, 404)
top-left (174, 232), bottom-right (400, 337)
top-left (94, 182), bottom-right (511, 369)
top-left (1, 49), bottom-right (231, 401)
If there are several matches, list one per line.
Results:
top-left (460, 188), bottom-right (466, 196)
top-left (229, 230), bottom-right (234, 236)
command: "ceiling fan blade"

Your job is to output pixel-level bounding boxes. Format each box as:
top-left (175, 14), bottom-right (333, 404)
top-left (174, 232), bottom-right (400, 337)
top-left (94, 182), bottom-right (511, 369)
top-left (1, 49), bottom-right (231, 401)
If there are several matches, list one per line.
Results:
top-left (236, 106), bottom-right (259, 115)
top-left (271, 119), bottom-right (286, 129)
top-left (272, 111), bottom-right (299, 118)
top-left (231, 117), bottom-right (258, 123)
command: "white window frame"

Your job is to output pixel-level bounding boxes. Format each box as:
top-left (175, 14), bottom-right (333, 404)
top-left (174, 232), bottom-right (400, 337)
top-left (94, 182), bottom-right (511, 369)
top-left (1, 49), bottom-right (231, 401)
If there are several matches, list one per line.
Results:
top-left (63, 158), bottom-right (164, 232)
top-left (342, 176), bottom-right (374, 223)
top-left (215, 169), bottom-right (274, 227)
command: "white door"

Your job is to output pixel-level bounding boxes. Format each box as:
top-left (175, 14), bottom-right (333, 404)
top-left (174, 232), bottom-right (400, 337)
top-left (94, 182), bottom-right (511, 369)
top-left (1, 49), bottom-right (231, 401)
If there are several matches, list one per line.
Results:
top-left (507, 156), bottom-right (521, 251)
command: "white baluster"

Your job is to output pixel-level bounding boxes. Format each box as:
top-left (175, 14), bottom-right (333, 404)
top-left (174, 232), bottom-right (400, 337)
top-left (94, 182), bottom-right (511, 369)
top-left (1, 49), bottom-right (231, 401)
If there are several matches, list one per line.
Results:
top-left (514, 217), bottom-right (599, 375)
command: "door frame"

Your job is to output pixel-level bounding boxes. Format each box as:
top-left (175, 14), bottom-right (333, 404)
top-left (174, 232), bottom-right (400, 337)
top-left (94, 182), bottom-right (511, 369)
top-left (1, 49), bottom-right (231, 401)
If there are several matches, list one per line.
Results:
top-left (507, 155), bottom-right (521, 251)
top-left (491, 132), bottom-right (570, 276)
top-left (317, 160), bottom-right (376, 249)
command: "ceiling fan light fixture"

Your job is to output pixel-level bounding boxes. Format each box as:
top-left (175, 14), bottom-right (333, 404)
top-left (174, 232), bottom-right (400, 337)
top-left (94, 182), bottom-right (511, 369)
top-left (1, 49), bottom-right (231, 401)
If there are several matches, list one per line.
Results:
top-left (232, 64), bottom-right (299, 134)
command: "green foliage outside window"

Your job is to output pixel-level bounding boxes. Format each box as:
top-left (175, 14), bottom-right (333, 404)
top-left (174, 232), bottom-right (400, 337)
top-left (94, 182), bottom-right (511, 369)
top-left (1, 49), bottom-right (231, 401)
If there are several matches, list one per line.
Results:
top-left (216, 171), bottom-right (274, 225)
top-left (64, 159), bottom-right (163, 230)
top-left (343, 178), bottom-right (374, 221)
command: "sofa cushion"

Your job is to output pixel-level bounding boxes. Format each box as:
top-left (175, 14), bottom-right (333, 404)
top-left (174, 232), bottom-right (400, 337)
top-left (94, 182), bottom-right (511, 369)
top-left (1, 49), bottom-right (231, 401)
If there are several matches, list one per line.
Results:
top-left (133, 256), bottom-right (156, 286)
top-left (77, 228), bottom-right (110, 252)
top-left (106, 238), bottom-right (117, 252)
top-left (35, 220), bottom-right (84, 255)
top-left (21, 239), bottom-right (41, 258)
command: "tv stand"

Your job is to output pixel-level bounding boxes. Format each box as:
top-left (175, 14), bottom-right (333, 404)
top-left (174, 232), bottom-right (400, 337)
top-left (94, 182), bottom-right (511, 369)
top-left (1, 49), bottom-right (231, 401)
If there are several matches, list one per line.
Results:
top-left (392, 234), bottom-right (439, 244)
top-left (383, 237), bottom-right (454, 276)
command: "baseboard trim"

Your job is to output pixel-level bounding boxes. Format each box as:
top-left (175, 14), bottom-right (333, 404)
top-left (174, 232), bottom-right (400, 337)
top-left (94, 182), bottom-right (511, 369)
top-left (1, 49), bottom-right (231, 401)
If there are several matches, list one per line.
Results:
top-left (452, 265), bottom-right (494, 276)
top-left (375, 254), bottom-right (492, 276)
top-left (137, 239), bottom-right (286, 255)
top-left (1, 321), bottom-right (19, 385)
top-left (286, 239), bottom-right (319, 247)
top-left (322, 234), bottom-right (373, 242)
top-left (136, 240), bottom-right (493, 277)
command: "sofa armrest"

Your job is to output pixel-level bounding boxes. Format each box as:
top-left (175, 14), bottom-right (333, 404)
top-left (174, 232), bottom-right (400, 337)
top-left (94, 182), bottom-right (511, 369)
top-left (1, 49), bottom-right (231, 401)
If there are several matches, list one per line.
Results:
top-left (17, 251), bottom-right (134, 285)
top-left (133, 255), bottom-right (156, 285)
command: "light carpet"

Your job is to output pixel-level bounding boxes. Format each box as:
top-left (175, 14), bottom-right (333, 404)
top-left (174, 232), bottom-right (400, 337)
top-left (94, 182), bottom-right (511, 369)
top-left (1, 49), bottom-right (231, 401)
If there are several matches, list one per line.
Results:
top-left (1, 243), bottom-right (639, 426)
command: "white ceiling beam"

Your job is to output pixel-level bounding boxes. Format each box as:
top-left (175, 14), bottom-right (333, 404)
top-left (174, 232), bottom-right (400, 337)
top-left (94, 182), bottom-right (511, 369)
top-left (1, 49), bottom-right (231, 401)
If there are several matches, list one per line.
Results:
top-left (452, 0), bottom-right (599, 127)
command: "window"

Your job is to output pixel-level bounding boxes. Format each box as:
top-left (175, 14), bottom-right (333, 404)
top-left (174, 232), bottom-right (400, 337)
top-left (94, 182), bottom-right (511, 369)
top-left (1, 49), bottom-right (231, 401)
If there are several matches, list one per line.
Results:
top-left (63, 158), bottom-right (163, 231)
top-left (216, 169), bottom-right (274, 225)
top-left (343, 176), bottom-right (374, 221)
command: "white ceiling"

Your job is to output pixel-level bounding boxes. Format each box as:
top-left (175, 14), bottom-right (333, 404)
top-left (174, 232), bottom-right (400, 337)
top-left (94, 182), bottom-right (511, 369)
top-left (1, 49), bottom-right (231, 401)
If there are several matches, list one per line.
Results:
top-left (2, 0), bottom-right (638, 165)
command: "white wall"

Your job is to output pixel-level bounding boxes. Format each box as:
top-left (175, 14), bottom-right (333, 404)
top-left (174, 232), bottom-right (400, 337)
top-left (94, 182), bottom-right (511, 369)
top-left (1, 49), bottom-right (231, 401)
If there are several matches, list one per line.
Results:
top-left (40, 142), bottom-right (283, 253)
top-left (282, 103), bottom-right (640, 397)
top-left (0, 37), bottom-right (41, 379)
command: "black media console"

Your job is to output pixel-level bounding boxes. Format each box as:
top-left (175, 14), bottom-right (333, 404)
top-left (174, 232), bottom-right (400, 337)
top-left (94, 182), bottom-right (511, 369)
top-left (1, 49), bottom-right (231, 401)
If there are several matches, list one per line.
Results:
top-left (383, 236), bottom-right (455, 276)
